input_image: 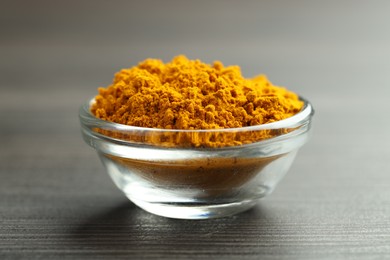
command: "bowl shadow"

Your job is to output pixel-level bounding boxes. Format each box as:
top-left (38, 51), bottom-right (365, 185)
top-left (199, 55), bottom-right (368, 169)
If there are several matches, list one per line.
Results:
top-left (68, 200), bottom-right (282, 257)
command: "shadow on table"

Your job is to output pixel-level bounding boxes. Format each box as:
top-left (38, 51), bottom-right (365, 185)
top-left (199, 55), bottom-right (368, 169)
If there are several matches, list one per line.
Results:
top-left (69, 200), bottom-right (282, 257)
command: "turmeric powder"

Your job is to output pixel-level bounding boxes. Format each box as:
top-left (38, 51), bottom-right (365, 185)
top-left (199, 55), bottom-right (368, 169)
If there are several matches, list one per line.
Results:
top-left (91, 55), bottom-right (304, 147)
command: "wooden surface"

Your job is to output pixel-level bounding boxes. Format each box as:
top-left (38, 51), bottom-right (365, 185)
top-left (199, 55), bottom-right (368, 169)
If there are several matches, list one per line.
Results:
top-left (1, 1), bottom-right (390, 259)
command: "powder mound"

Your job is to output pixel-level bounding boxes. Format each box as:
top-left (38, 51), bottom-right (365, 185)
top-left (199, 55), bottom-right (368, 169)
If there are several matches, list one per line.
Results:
top-left (91, 55), bottom-right (303, 130)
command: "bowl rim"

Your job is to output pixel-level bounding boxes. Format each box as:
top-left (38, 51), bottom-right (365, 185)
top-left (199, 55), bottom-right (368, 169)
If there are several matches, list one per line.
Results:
top-left (80, 96), bottom-right (313, 133)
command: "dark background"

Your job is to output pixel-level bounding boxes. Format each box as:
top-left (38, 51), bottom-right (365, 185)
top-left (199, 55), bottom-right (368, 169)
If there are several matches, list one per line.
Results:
top-left (1, 0), bottom-right (390, 259)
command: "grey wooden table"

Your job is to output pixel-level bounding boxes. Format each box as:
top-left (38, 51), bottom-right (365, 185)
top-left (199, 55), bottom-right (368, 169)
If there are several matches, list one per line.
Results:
top-left (1, 1), bottom-right (390, 259)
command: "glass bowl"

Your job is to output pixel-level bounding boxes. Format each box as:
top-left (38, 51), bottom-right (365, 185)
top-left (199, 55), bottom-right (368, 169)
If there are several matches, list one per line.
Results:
top-left (79, 97), bottom-right (314, 219)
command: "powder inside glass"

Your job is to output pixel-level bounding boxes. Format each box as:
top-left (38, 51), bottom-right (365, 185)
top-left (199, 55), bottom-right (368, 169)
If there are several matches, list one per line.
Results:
top-left (91, 56), bottom-right (304, 195)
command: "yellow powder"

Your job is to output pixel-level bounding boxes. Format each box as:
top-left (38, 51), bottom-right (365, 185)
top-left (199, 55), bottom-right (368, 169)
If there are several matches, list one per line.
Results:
top-left (92, 55), bottom-right (303, 129)
top-left (91, 55), bottom-right (304, 147)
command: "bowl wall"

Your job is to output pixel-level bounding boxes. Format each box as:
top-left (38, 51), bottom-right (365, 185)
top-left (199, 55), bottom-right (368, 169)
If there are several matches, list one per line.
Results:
top-left (80, 98), bottom-right (313, 219)
top-left (99, 150), bottom-right (298, 219)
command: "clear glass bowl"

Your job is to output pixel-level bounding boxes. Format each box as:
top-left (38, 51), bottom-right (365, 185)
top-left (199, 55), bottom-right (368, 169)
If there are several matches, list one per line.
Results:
top-left (79, 97), bottom-right (314, 219)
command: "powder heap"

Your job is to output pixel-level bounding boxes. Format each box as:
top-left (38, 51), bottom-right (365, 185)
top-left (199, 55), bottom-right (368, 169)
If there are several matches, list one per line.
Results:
top-left (92, 55), bottom-right (303, 130)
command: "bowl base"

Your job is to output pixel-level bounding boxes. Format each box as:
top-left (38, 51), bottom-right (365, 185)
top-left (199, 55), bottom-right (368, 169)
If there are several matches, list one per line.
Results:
top-left (129, 197), bottom-right (258, 219)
